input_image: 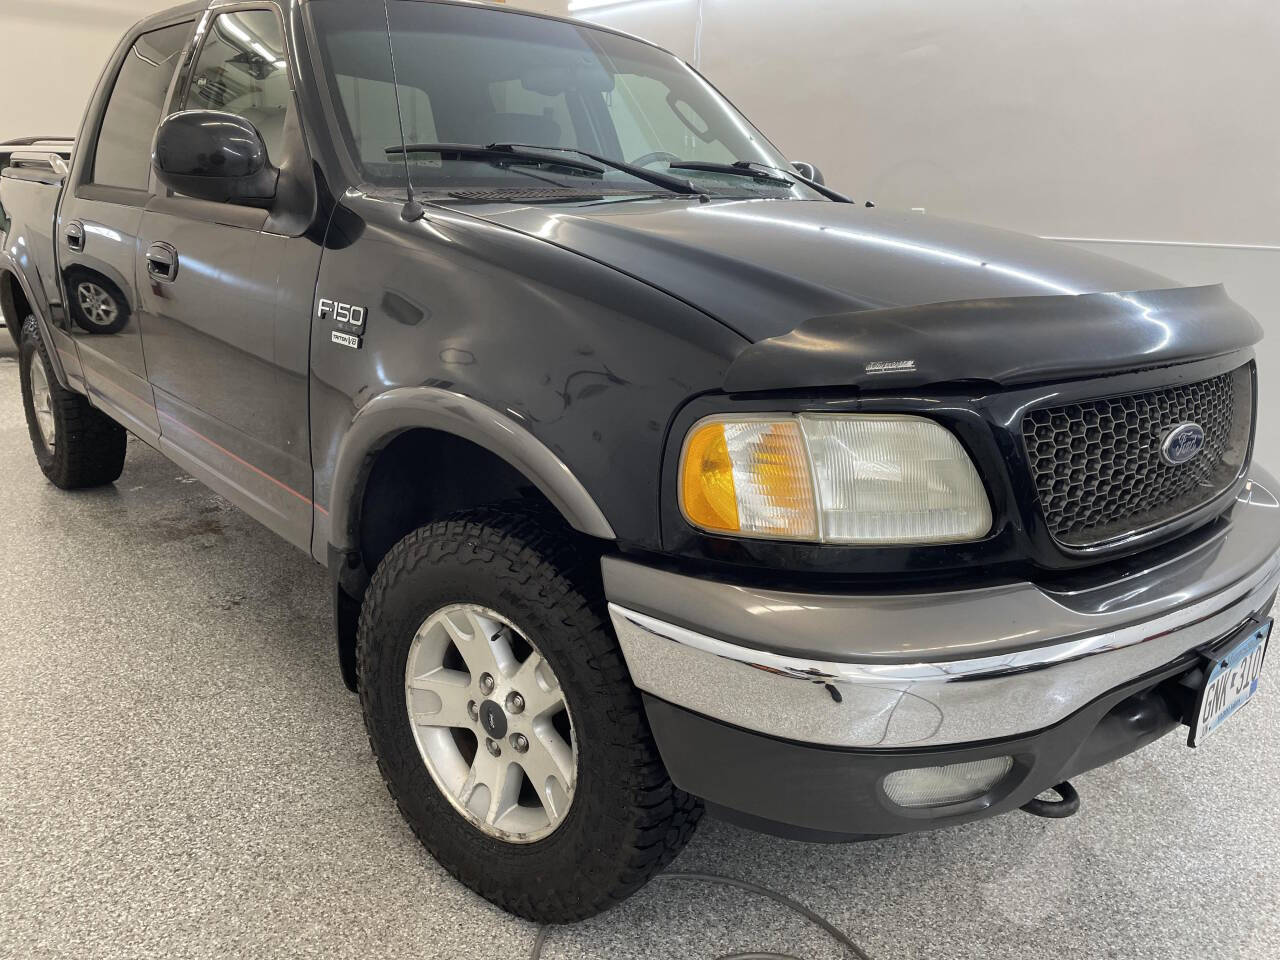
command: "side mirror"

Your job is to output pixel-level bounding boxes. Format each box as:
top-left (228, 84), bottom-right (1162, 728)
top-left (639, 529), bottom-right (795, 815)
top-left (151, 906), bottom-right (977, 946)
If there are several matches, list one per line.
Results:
top-left (152, 110), bottom-right (278, 206)
top-left (791, 161), bottom-right (825, 185)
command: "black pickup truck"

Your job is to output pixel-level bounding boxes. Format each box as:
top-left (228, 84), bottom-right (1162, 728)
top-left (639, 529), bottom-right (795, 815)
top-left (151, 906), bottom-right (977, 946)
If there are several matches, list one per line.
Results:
top-left (3, 0), bottom-right (1277, 924)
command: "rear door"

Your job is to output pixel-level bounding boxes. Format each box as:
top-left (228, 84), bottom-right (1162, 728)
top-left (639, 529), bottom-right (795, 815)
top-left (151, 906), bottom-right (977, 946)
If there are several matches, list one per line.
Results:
top-left (136, 4), bottom-right (321, 549)
top-left (57, 17), bottom-right (193, 442)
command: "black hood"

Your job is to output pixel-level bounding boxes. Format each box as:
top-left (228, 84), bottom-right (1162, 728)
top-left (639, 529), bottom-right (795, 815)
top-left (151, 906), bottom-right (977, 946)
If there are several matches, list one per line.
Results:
top-left (470, 197), bottom-right (1260, 391)
top-left (471, 197), bottom-right (1175, 341)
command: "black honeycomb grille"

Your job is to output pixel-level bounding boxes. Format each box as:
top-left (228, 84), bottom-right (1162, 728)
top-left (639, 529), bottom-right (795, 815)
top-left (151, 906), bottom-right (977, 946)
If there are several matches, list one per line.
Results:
top-left (1021, 367), bottom-right (1253, 547)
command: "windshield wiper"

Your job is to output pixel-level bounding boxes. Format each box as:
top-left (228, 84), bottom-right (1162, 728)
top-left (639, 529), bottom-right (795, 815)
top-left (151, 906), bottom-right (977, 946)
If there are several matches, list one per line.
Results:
top-left (488, 143), bottom-right (701, 196)
top-left (743, 161), bottom-right (854, 203)
top-left (668, 160), bottom-right (797, 187)
top-left (386, 142), bottom-right (606, 176)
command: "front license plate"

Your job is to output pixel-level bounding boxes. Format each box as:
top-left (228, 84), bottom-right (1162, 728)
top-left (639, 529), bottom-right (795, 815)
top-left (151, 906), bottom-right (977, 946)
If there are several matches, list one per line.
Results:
top-left (1190, 619), bottom-right (1272, 746)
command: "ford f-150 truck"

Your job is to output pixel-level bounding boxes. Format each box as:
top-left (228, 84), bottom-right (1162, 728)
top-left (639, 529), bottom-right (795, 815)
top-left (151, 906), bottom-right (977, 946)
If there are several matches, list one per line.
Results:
top-left (3, 0), bottom-right (1276, 924)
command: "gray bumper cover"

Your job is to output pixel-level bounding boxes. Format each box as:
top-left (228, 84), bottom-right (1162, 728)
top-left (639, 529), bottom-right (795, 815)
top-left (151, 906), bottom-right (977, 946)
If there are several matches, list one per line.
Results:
top-left (606, 468), bottom-right (1280, 749)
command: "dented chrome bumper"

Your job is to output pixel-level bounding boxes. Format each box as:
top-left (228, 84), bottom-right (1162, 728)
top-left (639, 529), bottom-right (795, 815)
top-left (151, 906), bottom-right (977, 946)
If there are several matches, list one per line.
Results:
top-left (606, 469), bottom-right (1280, 750)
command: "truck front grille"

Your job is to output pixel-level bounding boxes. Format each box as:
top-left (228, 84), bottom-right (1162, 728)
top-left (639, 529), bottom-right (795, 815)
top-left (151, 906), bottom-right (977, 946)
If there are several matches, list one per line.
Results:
top-left (1021, 366), bottom-right (1253, 548)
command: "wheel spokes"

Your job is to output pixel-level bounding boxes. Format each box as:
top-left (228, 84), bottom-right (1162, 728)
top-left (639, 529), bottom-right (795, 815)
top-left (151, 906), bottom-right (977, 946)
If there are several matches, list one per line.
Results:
top-left (405, 603), bottom-right (577, 843)
top-left (457, 750), bottom-right (523, 830)
top-left (517, 729), bottom-right (575, 821)
top-left (407, 666), bottom-right (473, 728)
top-left (28, 356), bottom-right (56, 449)
top-left (510, 651), bottom-right (566, 720)
top-left (441, 608), bottom-right (518, 680)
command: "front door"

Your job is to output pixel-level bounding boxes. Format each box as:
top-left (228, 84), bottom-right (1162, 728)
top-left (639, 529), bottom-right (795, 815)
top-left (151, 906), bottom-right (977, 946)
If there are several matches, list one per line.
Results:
top-left (57, 18), bottom-right (192, 442)
top-left (135, 6), bottom-right (320, 549)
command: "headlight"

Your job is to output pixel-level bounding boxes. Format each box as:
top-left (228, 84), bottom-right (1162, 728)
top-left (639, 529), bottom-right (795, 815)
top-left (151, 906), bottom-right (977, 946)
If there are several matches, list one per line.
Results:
top-left (679, 414), bottom-right (991, 544)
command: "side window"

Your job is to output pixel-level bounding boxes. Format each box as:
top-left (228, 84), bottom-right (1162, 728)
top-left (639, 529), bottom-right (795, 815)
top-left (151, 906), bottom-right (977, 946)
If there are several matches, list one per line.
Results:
top-left (184, 10), bottom-right (291, 162)
top-left (91, 23), bottom-right (191, 190)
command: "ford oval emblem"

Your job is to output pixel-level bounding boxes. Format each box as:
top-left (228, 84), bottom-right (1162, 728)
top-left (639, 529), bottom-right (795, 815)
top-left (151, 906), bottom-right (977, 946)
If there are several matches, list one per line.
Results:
top-left (1161, 422), bottom-right (1205, 466)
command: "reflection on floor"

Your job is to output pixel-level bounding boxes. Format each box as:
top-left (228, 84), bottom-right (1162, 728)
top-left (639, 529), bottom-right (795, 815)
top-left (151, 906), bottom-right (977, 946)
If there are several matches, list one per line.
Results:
top-left (1, 339), bottom-right (1276, 960)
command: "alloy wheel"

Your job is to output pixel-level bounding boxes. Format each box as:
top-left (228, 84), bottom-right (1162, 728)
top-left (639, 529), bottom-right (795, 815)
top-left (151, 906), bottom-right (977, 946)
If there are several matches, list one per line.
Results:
top-left (28, 351), bottom-right (56, 451)
top-left (405, 603), bottom-right (577, 843)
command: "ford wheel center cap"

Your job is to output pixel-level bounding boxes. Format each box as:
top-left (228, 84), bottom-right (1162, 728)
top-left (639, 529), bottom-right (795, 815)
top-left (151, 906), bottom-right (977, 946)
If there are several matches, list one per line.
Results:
top-left (479, 699), bottom-right (508, 739)
top-left (1161, 422), bottom-right (1206, 465)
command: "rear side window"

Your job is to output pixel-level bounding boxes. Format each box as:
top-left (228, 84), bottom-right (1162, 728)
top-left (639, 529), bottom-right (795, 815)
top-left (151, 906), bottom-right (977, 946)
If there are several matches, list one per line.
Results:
top-left (183, 10), bottom-right (291, 162)
top-left (92, 22), bottom-right (191, 190)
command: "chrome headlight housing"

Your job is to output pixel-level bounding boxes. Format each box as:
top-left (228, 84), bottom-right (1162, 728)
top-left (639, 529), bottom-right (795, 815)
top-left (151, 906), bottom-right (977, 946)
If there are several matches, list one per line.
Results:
top-left (679, 413), bottom-right (992, 545)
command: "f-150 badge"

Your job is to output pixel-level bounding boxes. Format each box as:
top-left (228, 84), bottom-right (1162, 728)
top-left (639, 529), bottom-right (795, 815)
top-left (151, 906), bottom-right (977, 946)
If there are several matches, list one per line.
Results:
top-left (318, 298), bottom-right (366, 327)
top-left (320, 297), bottom-right (365, 349)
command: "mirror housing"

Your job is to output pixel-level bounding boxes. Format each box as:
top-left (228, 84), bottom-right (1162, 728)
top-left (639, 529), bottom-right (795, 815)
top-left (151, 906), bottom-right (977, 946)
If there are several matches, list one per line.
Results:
top-left (152, 110), bottom-right (278, 206)
top-left (791, 161), bottom-right (825, 185)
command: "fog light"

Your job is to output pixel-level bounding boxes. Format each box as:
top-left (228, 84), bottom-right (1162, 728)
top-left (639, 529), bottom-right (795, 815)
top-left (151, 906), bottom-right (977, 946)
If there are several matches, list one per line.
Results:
top-left (882, 756), bottom-right (1014, 809)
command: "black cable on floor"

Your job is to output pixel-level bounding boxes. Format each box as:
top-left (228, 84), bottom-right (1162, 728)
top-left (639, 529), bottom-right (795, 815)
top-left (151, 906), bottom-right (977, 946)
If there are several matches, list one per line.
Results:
top-left (527, 870), bottom-right (875, 960)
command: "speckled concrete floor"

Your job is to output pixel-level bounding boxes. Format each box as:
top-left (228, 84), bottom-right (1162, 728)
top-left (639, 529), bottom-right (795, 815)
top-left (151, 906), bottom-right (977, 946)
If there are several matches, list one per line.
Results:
top-left (0, 330), bottom-right (1277, 960)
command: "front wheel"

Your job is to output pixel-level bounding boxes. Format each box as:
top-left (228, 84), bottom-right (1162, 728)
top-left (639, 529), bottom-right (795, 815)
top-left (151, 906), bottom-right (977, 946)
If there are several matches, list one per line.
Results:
top-left (19, 318), bottom-right (127, 489)
top-left (357, 507), bottom-right (701, 922)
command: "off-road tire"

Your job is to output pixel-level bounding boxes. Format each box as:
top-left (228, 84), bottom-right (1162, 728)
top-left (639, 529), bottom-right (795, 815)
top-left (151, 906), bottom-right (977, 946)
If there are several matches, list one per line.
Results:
top-left (19, 317), bottom-right (127, 489)
top-left (357, 506), bottom-right (702, 922)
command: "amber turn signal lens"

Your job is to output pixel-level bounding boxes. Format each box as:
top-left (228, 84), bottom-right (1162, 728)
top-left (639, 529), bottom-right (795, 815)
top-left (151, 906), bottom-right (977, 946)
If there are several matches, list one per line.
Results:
top-left (681, 421), bottom-right (740, 532)
top-left (679, 418), bottom-right (818, 539)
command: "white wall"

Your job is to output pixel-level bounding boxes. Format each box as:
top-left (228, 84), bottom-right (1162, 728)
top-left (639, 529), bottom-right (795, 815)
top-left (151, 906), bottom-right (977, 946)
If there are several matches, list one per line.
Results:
top-left (0, 0), bottom-right (178, 142)
top-left (577, 0), bottom-right (1280, 462)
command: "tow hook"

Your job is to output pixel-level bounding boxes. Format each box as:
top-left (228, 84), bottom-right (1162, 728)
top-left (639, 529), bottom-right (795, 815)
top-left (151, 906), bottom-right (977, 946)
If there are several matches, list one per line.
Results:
top-left (1020, 780), bottom-right (1080, 819)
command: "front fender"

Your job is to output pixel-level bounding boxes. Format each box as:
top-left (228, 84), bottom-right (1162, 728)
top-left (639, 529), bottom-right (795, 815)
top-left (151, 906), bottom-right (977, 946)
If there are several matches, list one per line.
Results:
top-left (308, 194), bottom-right (744, 564)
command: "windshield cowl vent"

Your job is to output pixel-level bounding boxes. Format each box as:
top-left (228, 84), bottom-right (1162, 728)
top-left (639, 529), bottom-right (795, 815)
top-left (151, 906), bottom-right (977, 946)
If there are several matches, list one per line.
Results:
top-left (445, 187), bottom-right (648, 203)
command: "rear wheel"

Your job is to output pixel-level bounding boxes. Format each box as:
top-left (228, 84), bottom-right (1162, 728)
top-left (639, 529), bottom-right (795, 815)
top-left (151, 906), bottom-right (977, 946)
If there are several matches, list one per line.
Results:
top-left (357, 507), bottom-right (701, 922)
top-left (19, 318), bottom-right (127, 489)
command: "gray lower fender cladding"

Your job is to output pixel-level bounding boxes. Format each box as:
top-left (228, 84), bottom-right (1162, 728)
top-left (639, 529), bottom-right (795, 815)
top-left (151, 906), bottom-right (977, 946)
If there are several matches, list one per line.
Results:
top-left (322, 387), bottom-right (617, 563)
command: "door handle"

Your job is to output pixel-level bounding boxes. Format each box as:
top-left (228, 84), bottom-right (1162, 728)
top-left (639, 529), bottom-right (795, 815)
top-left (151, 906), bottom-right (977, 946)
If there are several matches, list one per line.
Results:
top-left (145, 242), bottom-right (179, 283)
top-left (65, 220), bottom-right (85, 252)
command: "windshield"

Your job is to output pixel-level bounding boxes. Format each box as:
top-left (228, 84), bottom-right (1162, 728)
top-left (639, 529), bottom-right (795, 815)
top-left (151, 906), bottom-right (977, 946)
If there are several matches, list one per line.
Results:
top-left (308, 1), bottom-right (824, 200)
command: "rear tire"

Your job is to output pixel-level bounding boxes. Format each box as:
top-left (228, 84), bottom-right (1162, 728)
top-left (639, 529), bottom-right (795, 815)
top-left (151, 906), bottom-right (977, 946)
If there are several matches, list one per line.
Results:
top-left (357, 506), bottom-right (701, 922)
top-left (19, 317), bottom-right (127, 489)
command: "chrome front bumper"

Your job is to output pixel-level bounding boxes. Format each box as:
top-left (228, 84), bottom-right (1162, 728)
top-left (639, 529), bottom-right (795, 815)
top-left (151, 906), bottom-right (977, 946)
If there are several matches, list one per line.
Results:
top-left (607, 469), bottom-right (1280, 750)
